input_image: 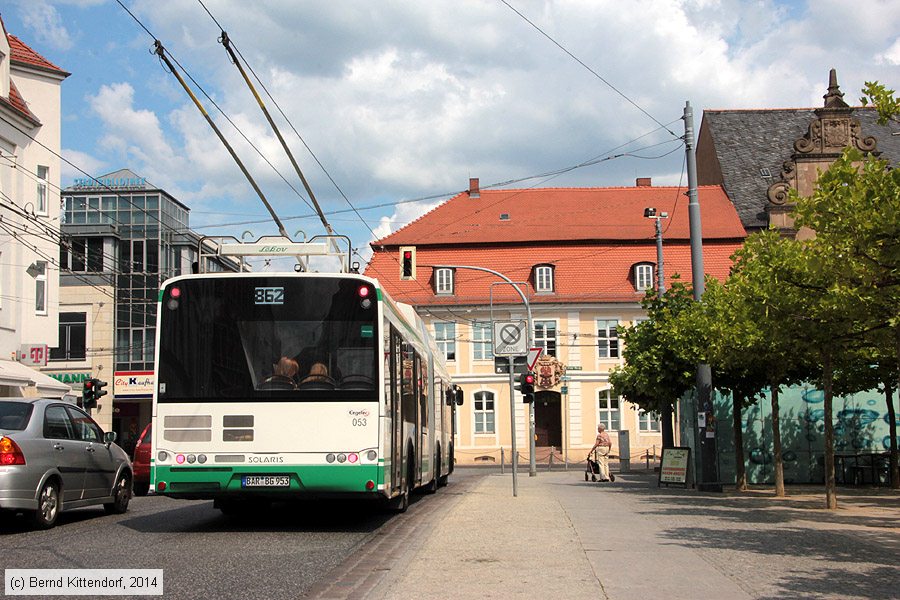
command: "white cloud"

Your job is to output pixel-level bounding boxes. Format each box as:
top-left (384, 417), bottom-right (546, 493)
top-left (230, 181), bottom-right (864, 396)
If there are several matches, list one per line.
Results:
top-left (14, 0), bottom-right (75, 51)
top-left (876, 37), bottom-right (900, 65)
top-left (37, 0), bottom-right (900, 245)
top-left (60, 148), bottom-right (106, 180)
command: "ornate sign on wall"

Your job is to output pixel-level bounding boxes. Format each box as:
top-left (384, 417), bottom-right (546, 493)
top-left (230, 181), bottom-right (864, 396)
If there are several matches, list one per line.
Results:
top-left (535, 355), bottom-right (565, 390)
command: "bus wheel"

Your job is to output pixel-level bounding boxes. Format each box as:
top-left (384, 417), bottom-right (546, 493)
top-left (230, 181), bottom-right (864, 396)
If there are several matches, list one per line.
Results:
top-left (388, 470), bottom-right (410, 513)
top-left (425, 449), bottom-right (439, 494)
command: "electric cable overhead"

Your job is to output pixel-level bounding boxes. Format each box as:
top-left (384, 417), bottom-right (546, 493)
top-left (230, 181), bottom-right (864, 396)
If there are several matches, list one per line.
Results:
top-left (499, 0), bottom-right (679, 138)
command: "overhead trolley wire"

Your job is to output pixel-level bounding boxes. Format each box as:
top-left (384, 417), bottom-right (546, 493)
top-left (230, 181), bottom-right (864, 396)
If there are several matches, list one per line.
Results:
top-left (498, 0), bottom-right (680, 139)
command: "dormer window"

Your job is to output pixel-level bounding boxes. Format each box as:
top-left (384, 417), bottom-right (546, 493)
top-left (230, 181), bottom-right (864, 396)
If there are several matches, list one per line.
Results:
top-left (634, 263), bottom-right (654, 292)
top-left (534, 265), bottom-right (554, 293)
top-left (435, 267), bottom-right (454, 295)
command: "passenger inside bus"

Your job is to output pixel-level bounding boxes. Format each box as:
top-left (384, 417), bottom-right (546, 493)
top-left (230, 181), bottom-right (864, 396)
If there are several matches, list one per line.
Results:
top-left (299, 362), bottom-right (332, 388)
top-left (259, 356), bottom-right (299, 390)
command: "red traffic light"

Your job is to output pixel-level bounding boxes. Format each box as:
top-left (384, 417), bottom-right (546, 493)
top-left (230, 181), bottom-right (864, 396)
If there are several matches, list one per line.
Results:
top-left (523, 373), bottom-right (535, 385)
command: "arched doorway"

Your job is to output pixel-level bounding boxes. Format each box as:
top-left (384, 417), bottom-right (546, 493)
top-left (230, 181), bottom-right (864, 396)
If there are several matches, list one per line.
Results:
top-left (533, 390), bottom-right (562, 447)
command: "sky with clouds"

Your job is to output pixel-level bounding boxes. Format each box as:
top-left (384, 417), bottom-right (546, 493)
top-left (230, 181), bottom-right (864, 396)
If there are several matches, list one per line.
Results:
top-left (4, 0), bottom-right (899, 262)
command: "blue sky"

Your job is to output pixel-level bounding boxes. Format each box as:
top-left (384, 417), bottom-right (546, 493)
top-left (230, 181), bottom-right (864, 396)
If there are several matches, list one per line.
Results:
top-left (4, 0), bottom-right (899, 262)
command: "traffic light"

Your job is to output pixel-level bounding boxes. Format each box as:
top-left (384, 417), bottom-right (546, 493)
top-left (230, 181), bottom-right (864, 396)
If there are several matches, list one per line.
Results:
top-left (82, 378), bottom-right (107, 410)
top-left (82, 379), bottom-right (94, 408)
top-left (515, 372), bottom-right (535, 403)
top-left (92, 378), bottom-right (108, 403)
top-left (400, 246), bottom-right (415, 280)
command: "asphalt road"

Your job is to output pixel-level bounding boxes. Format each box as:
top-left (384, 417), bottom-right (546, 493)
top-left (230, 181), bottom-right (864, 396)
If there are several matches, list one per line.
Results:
top-left (0, 468), bottom-right (486, 600)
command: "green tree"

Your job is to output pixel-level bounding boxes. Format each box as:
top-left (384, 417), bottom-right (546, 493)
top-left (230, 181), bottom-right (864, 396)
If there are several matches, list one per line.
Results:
top-left (670, 277), bottom-right (769, 491)
top-left (793, 148), bottom-right (900, 489)
top-left (609, 281), bottom-right (696, 448)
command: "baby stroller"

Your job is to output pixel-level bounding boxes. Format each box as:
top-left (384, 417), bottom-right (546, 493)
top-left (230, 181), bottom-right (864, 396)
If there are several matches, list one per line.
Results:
top-left (584, 447), bottom-right (614, 482)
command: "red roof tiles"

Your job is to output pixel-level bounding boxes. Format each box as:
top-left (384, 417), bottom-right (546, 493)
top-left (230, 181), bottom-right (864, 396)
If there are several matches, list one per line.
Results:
top-left (374, 185), bottom-right (745, 246)
top-left (7, 34), bottom-right (68, 76)
top-left (366, 184), bottom-right (746, 307)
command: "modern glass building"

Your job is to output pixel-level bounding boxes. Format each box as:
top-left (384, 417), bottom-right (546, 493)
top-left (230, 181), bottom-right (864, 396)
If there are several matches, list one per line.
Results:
top-left (51, 168), bottom-right (237, 452)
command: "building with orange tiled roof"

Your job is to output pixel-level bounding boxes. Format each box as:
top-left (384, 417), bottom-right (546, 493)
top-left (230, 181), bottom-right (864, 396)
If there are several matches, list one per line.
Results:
top-left (0, 17), bottom-right (71, 398)
top-left (366, 177), bottom-right (746, 467)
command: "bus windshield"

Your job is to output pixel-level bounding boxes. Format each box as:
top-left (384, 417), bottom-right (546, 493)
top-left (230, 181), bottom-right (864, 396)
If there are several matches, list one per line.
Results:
top-left (157, 276), bottom-right (378, 401)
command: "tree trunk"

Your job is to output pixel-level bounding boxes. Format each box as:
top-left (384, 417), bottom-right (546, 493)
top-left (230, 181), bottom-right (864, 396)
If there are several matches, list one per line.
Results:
top-left (732, 392), bottom-right (747, 491)
top-left (823, 352), bottom-right (837, 509)
top-left (885, 380), bottom-right (898, 489)
top-left (661, 403), bottom-right (675, 449)
top-left (771, 385), bottom-right (785, 497)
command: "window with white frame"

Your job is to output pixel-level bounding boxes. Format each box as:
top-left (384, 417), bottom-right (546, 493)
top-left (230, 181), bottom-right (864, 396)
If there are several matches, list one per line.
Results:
top-left (36, 165), bottom-right (49, 215)
top-left (638, 410), bottom-right (661, 432)
top-left (35, 261), bottom-right (48, 315)
top-left (533, 320), bottom-right (557, 357)
top-left (635, 263), bottom-right (654, 291)
top-left (435, 268), bottom-right (454, 295)
top-left (434, 322), bottom-right (456, 361)
top-left (474, 391), bottom-right (495, 434)
top-left (534, 265), bottom-right (554, 292)
top-left (472, 321), bottom-right (493, 360)
top-left (598, 390), bottom-right (621, 431)
top-left (597, 319), bottom-right (619, 358)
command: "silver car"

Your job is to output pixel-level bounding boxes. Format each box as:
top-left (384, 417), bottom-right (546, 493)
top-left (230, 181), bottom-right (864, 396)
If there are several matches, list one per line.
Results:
top-left (0, 398), bottom-right (132, 529)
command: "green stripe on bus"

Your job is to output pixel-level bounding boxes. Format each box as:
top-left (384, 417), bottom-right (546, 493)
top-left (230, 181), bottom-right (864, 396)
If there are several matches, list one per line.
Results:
top-left (154, 464), bottom-right (383, 493)
top-left (376, 288), bottom-right (383, 301)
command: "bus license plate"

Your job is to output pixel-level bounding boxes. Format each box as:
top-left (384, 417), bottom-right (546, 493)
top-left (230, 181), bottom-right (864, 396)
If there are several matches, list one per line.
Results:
top-left (242, 475), bottom-right (290, 488)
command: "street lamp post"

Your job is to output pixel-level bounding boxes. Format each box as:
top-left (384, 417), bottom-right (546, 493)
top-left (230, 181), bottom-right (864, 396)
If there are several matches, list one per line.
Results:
top-left (643, 207), bottom-right (668, 295)
top-left (432, 264), bottom-right (534, 496)
top-left (644, 207), bottom-right (675, 449)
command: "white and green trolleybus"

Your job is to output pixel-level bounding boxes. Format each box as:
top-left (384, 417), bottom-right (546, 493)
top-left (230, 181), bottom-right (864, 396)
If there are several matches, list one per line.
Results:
top-left (150, 237), bottom-right (462, 513)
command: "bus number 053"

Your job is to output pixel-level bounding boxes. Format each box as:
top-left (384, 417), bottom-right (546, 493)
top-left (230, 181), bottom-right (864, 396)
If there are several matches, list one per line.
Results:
top-left (352, 418), bottom-right (367, 427)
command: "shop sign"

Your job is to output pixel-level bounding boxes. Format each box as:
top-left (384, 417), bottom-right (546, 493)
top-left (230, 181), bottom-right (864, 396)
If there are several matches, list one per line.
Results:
top-left (48, 372), bottom-right (91, 384)
top-left (17, 344), bottom-right (49, 367)
top-left (114, 371), bottom-right (155, 397)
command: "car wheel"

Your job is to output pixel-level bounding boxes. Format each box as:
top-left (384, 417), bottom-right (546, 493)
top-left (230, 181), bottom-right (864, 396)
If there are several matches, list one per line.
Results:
top-left (104, 472), bottom-right (132, 515)
top-left (133, 481), bottom-right (150, 497)
top-left (32, 479), bottom-right (60, 529)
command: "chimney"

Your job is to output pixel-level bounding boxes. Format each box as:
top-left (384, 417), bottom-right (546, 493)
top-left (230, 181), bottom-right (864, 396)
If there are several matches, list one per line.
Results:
top-left (636, 177), bottom-right (652, 187)
top-left (468, 177), bottom-right (480, 198)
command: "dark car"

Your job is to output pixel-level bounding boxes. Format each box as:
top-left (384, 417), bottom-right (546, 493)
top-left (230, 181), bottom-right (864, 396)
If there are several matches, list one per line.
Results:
top-left (132, 423), bottom-right (151, 496)
top-left (0, 398), bottom-right (132, 529)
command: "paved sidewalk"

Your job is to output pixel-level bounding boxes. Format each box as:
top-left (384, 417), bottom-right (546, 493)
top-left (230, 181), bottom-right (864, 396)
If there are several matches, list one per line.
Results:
top-left (309, 468), bottom-right (900, 599)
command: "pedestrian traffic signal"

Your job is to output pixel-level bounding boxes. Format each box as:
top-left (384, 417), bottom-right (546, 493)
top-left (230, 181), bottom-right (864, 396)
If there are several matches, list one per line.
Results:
top-left (515, 372), bottom-right (535, 403)
top-left (400, 246), bottom-right (415, 280)
top-left (82, 378), bottom-right (108, 410)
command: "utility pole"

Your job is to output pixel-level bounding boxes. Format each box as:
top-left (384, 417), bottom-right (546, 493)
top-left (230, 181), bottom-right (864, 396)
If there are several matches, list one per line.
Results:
top-left (684, 101), bottom-right (720, 491)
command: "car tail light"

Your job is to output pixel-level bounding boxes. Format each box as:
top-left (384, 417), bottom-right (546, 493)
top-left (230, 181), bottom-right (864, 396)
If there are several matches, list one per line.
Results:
top-left (0, 436), bottom-right (25, 465)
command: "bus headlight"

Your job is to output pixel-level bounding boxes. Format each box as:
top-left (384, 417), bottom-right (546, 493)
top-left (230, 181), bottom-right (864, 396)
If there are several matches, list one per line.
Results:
top-left (157, 451), bottom-right (169, 462)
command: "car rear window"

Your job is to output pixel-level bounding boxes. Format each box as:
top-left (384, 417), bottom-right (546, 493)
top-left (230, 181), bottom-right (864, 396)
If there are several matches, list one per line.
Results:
top-left (0, 402), bottom-right (34, 431)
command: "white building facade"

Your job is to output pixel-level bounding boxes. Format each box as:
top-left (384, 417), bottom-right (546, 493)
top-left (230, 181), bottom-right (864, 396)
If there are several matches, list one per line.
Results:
top-left (0, 20), bottom-right (71, 398)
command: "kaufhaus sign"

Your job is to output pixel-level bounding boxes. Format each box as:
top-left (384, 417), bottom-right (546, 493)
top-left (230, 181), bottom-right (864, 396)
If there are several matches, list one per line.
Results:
top-left (114, 371), bottom-right (154, 398)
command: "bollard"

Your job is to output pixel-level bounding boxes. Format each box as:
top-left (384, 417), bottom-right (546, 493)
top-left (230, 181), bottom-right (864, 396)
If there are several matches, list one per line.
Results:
top-left (645, 448), bottom-right (650, 470)
top-left (549, 447), bottom-right (554, 471)
top-left (501, 447), bottom-right (505, 475)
